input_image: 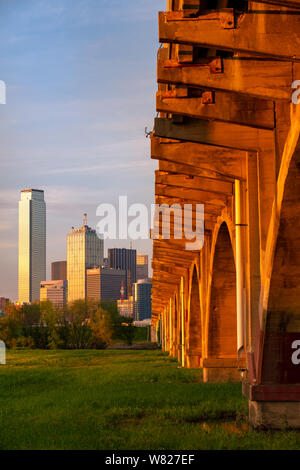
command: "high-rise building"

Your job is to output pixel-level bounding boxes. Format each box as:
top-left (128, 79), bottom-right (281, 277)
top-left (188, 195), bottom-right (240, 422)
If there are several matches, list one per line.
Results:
top-left (67, 216), bottom-right (104, 302)
top-left (117, 296), bottom-right (134, 318)
top-left (136, 254), bottom-right (149, 281)
top-left (86, 267), bottom-right (126, 302)
top-left (51, 261), bottom-right (67, 281)
top-left (18, 189), bottom-right (46, 303)
top-left (133, 279), bottom-right (152, 321)
top-left (40, 280), bottom-right (68, 309)
top-left (108, 248), bottom-right (136, 298)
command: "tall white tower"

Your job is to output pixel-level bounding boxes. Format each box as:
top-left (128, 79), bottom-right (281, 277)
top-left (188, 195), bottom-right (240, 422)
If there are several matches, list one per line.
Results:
top-left (18, 189), bottom-right (46, 303)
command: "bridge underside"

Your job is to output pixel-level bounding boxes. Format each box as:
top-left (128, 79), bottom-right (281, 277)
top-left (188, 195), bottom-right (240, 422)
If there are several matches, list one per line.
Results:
top-left (151, 0), bottom-right (300, 428)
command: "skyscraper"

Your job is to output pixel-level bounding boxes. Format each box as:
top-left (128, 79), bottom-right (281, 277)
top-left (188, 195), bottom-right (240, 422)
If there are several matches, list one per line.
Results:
top-left (51, 261), bottom-right (67, 281)
top-left (108, 248), bottom-right (136, 298)
top-left (18, 189), bottom-right (46, 304)
top-left (86, 267), bottom-right (126, 302)
top-left (136, 254), bottom-right (149, 281)
top-left (40, 280), bottom-right (68, 308)
top-left (133, 279), bottom-right (152, 321)
top-left (67, 216), bottom-right (104, 302)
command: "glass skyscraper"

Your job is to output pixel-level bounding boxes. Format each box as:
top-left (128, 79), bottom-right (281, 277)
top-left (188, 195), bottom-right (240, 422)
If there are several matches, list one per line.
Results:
top-left (108, 248), bottom-right (137, 298)
top-left (18, 189), bottom-right (46, 304)
top-left (133, 279), bottom-right (152, 321)
top-left (67, 221), bottom-right (104, 302)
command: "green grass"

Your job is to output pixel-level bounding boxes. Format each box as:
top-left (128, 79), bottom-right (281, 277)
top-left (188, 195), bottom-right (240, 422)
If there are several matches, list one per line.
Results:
top-left (0, 349), bottom-right (300, 450)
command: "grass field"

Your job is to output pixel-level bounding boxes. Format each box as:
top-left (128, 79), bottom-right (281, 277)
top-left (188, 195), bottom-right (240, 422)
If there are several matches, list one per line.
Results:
top-left (0, 349), bottom-right (300, 450)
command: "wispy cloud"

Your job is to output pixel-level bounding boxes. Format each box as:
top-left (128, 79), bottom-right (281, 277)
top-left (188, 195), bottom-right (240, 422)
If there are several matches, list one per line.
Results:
top-left (45, 160), bottom-right (152, 175)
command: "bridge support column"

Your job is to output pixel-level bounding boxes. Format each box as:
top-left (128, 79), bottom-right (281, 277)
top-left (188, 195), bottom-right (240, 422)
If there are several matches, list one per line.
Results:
top-left (203, 358), bottom-right (245, 383)
top-left (186, 349), bottom-right (202, 368)
top-left (244, 382), bottom-right (300, 428)
top-left (249, 401), bottom-right (300, 429)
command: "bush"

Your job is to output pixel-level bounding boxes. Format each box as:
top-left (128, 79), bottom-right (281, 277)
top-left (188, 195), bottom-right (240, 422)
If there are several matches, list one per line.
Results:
top-left (0, 299), bottom-right (129, 350)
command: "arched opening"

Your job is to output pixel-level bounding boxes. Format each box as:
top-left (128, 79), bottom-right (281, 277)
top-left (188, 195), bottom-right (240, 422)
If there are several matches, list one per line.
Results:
top-left (187, 267), bottom-right (202, 367)
top-left (262, 150), bottom-right (300, 384)
top-left (173, 295), bottom-right (178, 356)
top-left (208, 223), bottom-right (237, 359)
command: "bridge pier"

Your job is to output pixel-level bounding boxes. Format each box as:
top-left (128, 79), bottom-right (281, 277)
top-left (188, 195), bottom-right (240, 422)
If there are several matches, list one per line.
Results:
top-left (203, 358), bottom-right (244, 383)
top-left (249, 401), bottom-right (300, 430)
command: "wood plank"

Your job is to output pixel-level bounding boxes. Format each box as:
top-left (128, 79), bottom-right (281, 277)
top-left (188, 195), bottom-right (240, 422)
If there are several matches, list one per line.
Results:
top-left (155, 194), bottom-right (223, 217)
top-left (157, 50), bottom-right (292, 101)
top-left (151, 136), bottom-right (245, 180)
top-left (179, 0), bottom-right (200, 16)
top-left (202, 358), bottom-right (246, 368)
top-left (253, 0), bottom-right (300, 7)
top-left (155, 192), bottom-right (219, 219)
top-left (156, 90), bottom-right (275, 129)
top-left (154, 117), bottom-right (274, 151)
top-left (158, 159), bottom-right (235, 184)
top-left (159, 10), bottom-right (300, 59)
top-left (155, 170), bottom-right (234, 195)
top-left (152, 260), bottom-right (186, 277)
top-left (156, 182), bottom-right (229, 205)
top-left (154, 240), bottom-right (198, 259)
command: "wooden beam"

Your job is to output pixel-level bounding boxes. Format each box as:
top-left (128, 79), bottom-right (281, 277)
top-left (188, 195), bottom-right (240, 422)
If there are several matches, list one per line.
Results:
top-left (158, 159), bottom-right (234, 184)
top-left (155, 192), bottom-right (220, 218)
top-left (157, 51), bottom-right (292, 101)
top-left (152, 260), bottom-right (186, 277)
top-left (155, 194), bottom-right (223, 218)
top-left (159, 10), bottom-right (300, 59)
top-left (154, 117), bottom-right (274, 151)
top-left (156, 90), bottom-right (275, 129)
top-left (155, 170), bottom-right (234, 195)
top-left (154, 240), bottom-right (198, 259)
top-left (156, 182), bottom-right (228, 205)
top-left (253, 0), bottom-right (300, 8)
top-left (151, 136), bottom-right (245, 180)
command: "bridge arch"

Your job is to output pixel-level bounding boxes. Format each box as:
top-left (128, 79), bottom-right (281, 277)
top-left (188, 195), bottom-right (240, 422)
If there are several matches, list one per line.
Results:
top-left (173, 292), bottom-right (181, 360)
top-left (261, 146), bottom-right (300, 385)
top-left (186, 262), bottom-right (202, 368)
top-left (204, 220), bottom-right (239, 381)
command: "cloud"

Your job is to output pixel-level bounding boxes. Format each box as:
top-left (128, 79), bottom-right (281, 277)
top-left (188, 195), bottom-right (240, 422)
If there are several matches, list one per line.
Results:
top-left (45, 160), bottom-right (152, 175)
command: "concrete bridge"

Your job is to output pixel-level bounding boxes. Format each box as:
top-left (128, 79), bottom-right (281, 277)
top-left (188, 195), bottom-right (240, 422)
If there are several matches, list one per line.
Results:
top-left (151, 0), bottom-right (300, 428)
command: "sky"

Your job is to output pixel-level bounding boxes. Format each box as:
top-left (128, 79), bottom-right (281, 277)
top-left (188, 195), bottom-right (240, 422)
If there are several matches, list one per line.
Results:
top-left (0, 0), bottom-right (165, 300)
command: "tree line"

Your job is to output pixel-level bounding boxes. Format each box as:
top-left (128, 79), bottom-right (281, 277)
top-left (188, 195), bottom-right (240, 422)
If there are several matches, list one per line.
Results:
top-left (0, 300), bottom-right (136, 349)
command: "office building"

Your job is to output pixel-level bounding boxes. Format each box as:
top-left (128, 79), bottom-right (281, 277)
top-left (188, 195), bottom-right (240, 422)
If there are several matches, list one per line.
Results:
top-left (87, 267), bottom-right (126, 302)
top-left (136, 254), bottom-right (149, 281)
top-left (18, 189), bottom-right (46, 303)
top-left (108, 248), bottom-right (136, 298)
top-left (67, 215), bottom-right (104, 302)
top-left (133, 279), bottom-right (152, 321)
top-left (40, 280), bottom-right (68, 308)
top-left (51, 261), bottom-right (67, 281)
top-left (117, 296), bottom-right (134, 318)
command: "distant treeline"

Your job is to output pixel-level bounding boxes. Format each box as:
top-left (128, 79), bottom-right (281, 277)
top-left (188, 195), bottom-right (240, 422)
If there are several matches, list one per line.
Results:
top-left (0, 300), bottom-right (138, 349)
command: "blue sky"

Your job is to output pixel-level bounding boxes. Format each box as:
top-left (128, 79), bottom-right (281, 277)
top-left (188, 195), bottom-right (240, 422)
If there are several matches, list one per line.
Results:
top-left (0, 0), bottom-right (165, 300)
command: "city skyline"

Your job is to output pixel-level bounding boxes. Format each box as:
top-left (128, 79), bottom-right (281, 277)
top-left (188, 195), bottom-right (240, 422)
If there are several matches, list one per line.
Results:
top-left (0, 0), bottom-right (163, 300)
top-left (15, 188), bottom-right (151, 306)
